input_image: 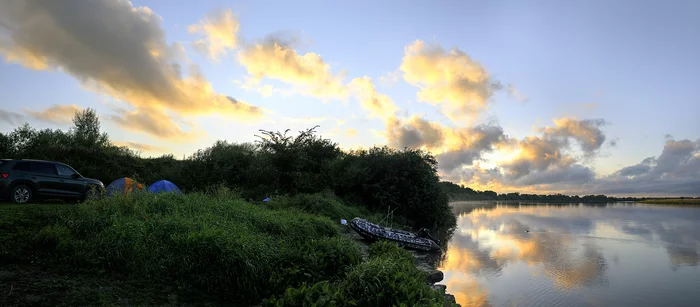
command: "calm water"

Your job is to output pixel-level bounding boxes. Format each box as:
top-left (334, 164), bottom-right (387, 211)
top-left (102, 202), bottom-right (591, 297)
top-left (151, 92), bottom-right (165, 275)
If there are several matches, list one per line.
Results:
top-left (438, 202), bottom-right (700, 307)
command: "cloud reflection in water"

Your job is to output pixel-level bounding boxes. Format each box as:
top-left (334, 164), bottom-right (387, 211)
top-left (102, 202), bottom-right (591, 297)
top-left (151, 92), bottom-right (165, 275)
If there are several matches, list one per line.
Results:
top-left (439, 204), bottom-right (700, 307)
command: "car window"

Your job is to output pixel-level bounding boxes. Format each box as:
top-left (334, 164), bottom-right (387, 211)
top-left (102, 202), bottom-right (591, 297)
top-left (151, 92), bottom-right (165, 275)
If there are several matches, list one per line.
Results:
top-left (56, 164), bottom-right (77, 177)
top-left (12, 161), bottom-right (30, 171)
top-left (31, 162), bottom-right (58, 175)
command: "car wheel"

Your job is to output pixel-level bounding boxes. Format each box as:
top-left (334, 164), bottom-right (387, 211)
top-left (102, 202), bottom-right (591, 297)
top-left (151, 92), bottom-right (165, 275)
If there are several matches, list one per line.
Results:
top-left (11, 185), bottom-right (32, 204)
top-left (83, 187), bottom-right (99, 202)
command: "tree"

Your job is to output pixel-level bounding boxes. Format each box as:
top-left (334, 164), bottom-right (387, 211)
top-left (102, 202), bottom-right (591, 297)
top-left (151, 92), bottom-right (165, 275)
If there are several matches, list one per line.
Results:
top-left (71, 108), bottom-right (109, 148)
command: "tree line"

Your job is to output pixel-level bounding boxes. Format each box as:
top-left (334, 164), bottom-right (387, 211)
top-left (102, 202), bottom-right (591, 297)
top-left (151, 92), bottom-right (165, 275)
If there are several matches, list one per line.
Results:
top-left (439, 181), bottom-right (642, 203)
top-left (0, 109), bottom-right (454, 229)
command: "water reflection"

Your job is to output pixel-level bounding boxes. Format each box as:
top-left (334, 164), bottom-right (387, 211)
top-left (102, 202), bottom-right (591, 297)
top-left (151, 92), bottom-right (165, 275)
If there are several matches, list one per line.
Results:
top-left (439, 203), bottom-right (700, 307)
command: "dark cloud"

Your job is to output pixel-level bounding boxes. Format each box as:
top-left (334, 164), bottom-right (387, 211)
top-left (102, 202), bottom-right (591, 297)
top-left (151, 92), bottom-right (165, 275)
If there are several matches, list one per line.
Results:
top-left (615, 156), bottom-right (655, 177)
top-left (387, 116), bottom-right (507, 172)
top-left (513, 164), bottom-right (595, 186)
top-left (590, 139), bottom-right (700, 195)
top-left (0, 109), bottom-right (24, 125)
top-left (387, 116), bottom-right (444, 149)
top-left (541, 118), bottom-right (607, 154)
top-left (0, 0), bottom-right (262, 140)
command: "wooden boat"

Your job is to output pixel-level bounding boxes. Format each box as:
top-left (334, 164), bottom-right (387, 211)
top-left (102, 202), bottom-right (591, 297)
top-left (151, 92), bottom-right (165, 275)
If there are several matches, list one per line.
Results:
top-left (349, 217), bottom-right (440, 252)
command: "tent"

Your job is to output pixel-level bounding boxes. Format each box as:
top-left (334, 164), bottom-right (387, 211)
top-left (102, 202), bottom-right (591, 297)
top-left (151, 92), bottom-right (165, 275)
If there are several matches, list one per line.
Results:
top-left (147, 180), bottom-right (183, 194)
top-left (106, 177), bottom-right (144, 196)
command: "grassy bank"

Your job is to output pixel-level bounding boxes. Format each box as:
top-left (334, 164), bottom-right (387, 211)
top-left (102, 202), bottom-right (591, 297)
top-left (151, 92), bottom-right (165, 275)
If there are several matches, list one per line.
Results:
top-left (640, 198), bottom-right (700, 205)
top-left (0, 190), bottom-right (455, 306)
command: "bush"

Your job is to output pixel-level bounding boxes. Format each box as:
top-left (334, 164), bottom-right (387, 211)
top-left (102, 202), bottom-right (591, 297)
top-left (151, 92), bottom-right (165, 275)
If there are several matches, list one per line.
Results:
top-left (263, 281), bottom-right (345, 307)
top-left (0, 109), bottom-right (457, 231)
top-left (270, 237), bottom-right (363, 293)
top-left (331, 147), bottom-right (457, 230)
top-left (265, 241), bottom-right (449, 307)
top-left (368, 241), bottom-right (415, 264)
top-left (263, 192), bottom-right (369, 222)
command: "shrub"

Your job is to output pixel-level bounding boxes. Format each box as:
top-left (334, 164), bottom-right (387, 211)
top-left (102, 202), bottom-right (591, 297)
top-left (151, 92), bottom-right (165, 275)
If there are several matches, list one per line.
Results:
top-left (368, 241), bottom-right (415, 264)
top-left (270, 236), bottom-right (363, 293)
top-left (0, 110), bottom-right (457, 231)
top-left (263, 192), bottom-right (369, 222)
top-left (263, 281), bottom-right (345, 307)
top-left (341, 255), bottom-right (444, 307)
top-left (265, 241), bottom-right (450, 307)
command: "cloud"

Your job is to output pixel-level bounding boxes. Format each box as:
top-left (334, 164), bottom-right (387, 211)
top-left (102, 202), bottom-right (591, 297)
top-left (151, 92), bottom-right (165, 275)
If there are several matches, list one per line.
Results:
top-left (0, 0), bottom-right (262, 140)
top-left (113, 141), bottom-right (166, 153)
top-left (109, 108), bottom-right (203, 141)
top-left (506, 84), bottom-right (528, 103)
top-left (188, 8), bottom-right (239, 60)
top-left (26, 104), bottom-right (80, 124)
top-left (400, 40), bottom-right (500, 123)
top-left (590, 139), bottom-right (700, 195)
top-left (446, 118), bottom-right (607, 188)
top-left (386, 116), bottom-right (507, 172)
top-left (0, 109), bottom-right (24, 125)
top-left (237, 38), bottom-right (347, 100)
top-left (454, 137), bottom-right (700, 196)
top-left (540, 118), bottom-right (607, 154)
top-left (345, 128), bottom-right (358, 137)
top-left (348, 76), bottom-right (399, 119)
top-left (614, 156), bottom-right (654, 177)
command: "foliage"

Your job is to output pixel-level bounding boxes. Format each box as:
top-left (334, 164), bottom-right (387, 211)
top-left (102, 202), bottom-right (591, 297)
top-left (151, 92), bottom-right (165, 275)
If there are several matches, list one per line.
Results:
top-left (0, 108), bottom-right (456, 230)
top-left (264, 241), bottom-right (452, 307)
top-left (440, 181), bottom-right (642, 203)
top-left (640, 198), bottom-right (700, 205)
top-left (368, 241), bottom-right (415, 264)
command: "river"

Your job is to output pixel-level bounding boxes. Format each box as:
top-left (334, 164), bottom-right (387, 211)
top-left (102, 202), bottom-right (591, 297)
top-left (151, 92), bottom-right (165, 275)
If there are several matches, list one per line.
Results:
top-left (438, 202), bottom-right (700, 307)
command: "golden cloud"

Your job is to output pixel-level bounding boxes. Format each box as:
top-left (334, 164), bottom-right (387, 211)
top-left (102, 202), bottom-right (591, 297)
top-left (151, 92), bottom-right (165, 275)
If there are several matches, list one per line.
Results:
top-left (386, 116), bottom-right (507, 172)
top-left (109, 108), bottom-right (204, 142)
top-left (348, 76), bottom-right (399, 120)
top-left (400, 40), bottom-right (499, 123)
top-left (540, 118), bottom-right (607, 153)
top-left (344, 128), bottom-right (359, 137)
top-left (0, 0), bottom-right (262, 141)
top-left (238, 40), bottom-right (347, 100)
top-left (188, 9), bottom-right (239, 61)
top-left (26, 104), bottom-right (80, 125)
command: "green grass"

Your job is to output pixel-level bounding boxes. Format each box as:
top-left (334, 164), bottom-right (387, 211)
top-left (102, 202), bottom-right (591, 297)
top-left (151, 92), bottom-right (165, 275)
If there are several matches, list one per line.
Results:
top-left (1, 190), bottom-right (361, 305)
top-left (263, 241), bottom-right (452, 307)
top-left (0, 190), bottom-right (453, 306)
top-left (640, 198), bottom-right (700, 205)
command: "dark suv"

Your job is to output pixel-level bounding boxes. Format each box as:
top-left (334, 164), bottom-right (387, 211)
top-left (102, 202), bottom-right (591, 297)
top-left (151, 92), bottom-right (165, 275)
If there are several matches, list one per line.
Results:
top-left (0, 159), bottom-right (105, 204)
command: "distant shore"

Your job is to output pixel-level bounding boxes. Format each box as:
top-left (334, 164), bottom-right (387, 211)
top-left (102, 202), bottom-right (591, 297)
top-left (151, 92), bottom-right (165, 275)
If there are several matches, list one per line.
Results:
top-left (640, 199), bottom-right (700, 205)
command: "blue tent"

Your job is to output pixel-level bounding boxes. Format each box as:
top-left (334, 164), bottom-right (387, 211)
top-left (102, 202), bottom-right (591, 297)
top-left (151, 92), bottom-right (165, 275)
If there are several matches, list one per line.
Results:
top-left (147, 180), bottom-right (183, 194)
top-left (106, 177), bottom-right (143, 196)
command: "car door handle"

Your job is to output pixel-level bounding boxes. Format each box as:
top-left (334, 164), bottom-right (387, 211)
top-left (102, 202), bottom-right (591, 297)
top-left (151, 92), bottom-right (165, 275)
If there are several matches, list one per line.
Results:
top-left (31, 177), bottom-right (36, 179)
top-left (60, 180), bottom-right (65, 182)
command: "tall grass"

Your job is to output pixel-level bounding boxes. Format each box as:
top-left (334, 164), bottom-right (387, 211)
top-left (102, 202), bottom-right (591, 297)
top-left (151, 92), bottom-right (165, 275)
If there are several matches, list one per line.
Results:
top-left (264, 241), bottom-right (452, 307)
top-left (25, 190), bottom-right (363, 305)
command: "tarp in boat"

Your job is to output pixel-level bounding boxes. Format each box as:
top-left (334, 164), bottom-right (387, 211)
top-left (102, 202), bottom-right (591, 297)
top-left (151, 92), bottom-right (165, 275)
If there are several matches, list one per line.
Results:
top-left (147, 180), bottom-right (183, 194)
top-left (106, 177), bottom-right (143, 196)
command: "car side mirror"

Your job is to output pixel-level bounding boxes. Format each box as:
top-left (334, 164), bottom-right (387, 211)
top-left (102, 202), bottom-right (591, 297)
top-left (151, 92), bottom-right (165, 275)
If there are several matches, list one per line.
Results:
top-left (71, 173), bottom-right (82, 179)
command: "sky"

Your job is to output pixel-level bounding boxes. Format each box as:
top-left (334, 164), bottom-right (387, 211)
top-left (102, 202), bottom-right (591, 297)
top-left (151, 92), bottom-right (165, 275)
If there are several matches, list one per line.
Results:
top-left (0, 0), bottom-right (698, 196)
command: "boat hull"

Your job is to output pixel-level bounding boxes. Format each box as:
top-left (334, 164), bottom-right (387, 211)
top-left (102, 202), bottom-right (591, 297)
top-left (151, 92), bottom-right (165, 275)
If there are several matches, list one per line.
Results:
top-left (349, 218), bottom-right (440, 252)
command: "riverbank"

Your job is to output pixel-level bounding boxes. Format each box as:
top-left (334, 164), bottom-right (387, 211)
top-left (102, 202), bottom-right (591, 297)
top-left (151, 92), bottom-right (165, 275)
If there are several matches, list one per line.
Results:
top-left (1, 191), bottom-right (457, 306)
top-left (640, 198), bottom-right (700, 205)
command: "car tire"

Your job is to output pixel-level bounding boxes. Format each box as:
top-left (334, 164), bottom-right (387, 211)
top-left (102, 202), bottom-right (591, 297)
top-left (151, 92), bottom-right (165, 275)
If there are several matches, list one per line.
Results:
top-left (11, 185), bottom-right (33, 204)
top-left (82, 187), bottom-right (99, 202)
